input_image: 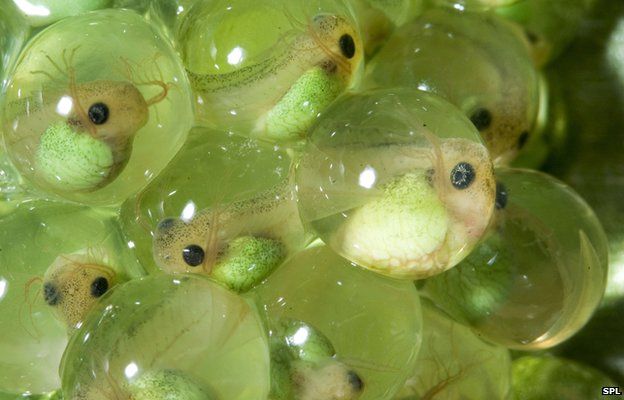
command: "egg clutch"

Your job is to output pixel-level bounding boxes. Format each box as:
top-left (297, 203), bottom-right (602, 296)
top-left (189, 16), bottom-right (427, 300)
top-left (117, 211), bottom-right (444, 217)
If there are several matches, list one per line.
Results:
top-left (0, 0), bottom-right (611, 400)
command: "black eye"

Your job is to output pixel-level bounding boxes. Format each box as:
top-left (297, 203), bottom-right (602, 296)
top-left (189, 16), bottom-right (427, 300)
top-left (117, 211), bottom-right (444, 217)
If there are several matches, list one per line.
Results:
top-left (43, 282), bottom-right (61, 306)
top-left (495, 182), bottom-right (508, 210)
top-left (90, 277), bottom-right (109, 298)
top-left (517, 131), bottom-right (529, 149)
top-left (88, 102), bottom-right (109, 125)
top-left (339, 34), bottom-right (356, 59)
top-left (347, 370), bottom-right (364, 392)
top-left (182, 245), bottom-right (205, 267)
top-left (469, 108), bottom-right (492, 131)
top-left (450, 162), bottom-right (476, 189)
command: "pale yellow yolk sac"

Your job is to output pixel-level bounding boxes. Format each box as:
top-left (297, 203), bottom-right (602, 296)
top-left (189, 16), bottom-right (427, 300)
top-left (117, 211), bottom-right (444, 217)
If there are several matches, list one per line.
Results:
top-left (331, 138), bottom-right (496, 279)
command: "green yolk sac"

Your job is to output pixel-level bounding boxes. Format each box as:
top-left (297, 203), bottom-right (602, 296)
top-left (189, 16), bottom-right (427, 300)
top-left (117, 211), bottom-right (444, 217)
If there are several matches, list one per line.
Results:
top-left (279, 319), bottom-right (336, 364)
top-left (127, 369), bottom-right (215, 400)
top-left (211, 236), bottom-right (285, 293)
top-left (264, 67), bottom-right (343, 142)
top-left (35, 121), bottom-right (114, 192)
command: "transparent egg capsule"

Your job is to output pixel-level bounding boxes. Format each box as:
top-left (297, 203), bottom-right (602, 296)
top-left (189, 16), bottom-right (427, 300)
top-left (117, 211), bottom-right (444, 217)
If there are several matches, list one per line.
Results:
top-left (10, 0), bottom-right (112, 27)
top-left (496, 0), bottom-right (597, 67)
top-left (366, 8), bottom-right (539, 164)
top-left (0, 147), bottom-right (27, 216)
top-left (0, 4), bottom-right (28, 91)
top-left (60, 274), bottom-right (270, 400)
top-left (0, 200), bottom-right (142, 396)
top-left (422, 168), bottom-right (608, 350)
top-left (296, 89), bottom-right (496, 279)
top-left (120, 127), bottom-right (308, 285)
top-left (395, 299), bottom-right (511, 400)
top-left (512, 356), bottom-right (616, 400)
top-left (2, 9), bottom-right (193, 206)
top-left (269, 318), bottom-right (364, 400)
top-left (347, 0), bottom-right (425, 56)
top-left (252, 245), bottom-right (423, 400)
top-left (431, 0), bottom-right (521, 11)
top-left (175, 0), bottom-right (364, 143)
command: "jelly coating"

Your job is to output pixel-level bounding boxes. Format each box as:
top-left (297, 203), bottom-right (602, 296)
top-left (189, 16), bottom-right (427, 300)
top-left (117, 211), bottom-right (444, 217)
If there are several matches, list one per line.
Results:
top-left (0, 148), bottom-right (26, 216)
top-left (153, 179), bottom-right (307, 291)
top-left (0, 4), bottom-right (28, 91)
top-left (296, 89), bottom-right (496, 279)
top-left (177, 0), bottom-right (363, 142)
top-left (42, 251), bottom-right (121, 330)
top-left (395, 299), bottom-right (511, 400)
top-left (0, 200), bottom-right (142, 396)
top-left (423, 168), bottom-right (608, 350)
top-left (348, 0), bottom-right (424, 56)
top-left (432, 0), bottom-right (521, 10)
top-left (11, 0), bottom-right (112, 27)
top-left (2, 9), bottom-right (193, 205)
top-left (512, 356), bottom-right (616, 400)
top-left (121, 128), bottom-right (296, 274)
top-left (366, 9), bottom-right (539, 164)
top-left (252, 245), bottom-right (423, 400)
top-left (60, 274), bottom-right (270, 400)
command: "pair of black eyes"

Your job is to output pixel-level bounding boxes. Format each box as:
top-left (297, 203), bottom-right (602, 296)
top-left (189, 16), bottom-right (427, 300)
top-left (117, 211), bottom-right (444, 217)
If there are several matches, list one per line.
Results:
top-left (88, 102), bottom-right (109, 125)
top-left (43, 276), bottom-right (109, 306)
top-left (339, 34), bottom-right (356, 59)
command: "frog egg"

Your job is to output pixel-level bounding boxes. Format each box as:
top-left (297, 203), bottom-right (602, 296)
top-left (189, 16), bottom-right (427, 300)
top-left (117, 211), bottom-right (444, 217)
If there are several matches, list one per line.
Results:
top-left (10, 0), bottom-right (112, 27)
top-left (366, 8), bottom-right (539, 165)
top-left (175, 0), bottom-right (363, 143)
top-left (252, 245), bottom-right (423, 400)
top-left (422, 168), bottom-right (608, 350)
top-left (395, 299), bottom-right (511, 400)
top-left (296, 88), bottom-right (496, 279)
top-left (60, 274), bottom-right (270, 400)
top-left (512, 356), bottom-right (616, 400)
top-left (2, 9), bottom-right (193, 206)
top-left (496, 0), bottom-right (597, 67)
top-left (120, 127), bottom-right (300, 275)
top-left (0, 200), bottom-right (142, 396)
